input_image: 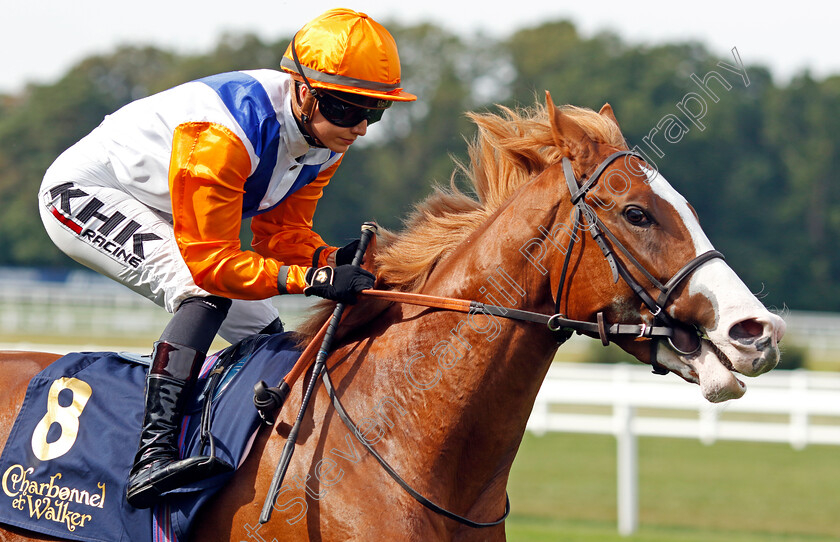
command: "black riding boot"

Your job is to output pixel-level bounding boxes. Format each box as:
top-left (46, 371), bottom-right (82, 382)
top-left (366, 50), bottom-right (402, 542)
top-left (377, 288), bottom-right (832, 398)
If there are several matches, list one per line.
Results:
top-left (126, 341), bottom-right (233, 508)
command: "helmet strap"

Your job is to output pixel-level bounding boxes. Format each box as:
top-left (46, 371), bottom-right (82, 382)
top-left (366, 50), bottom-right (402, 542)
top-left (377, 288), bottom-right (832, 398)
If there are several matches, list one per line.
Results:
top-left (291, 83), bottom-right (325, 148)
top-left (299, 87), bottom-right (317, 125)
top-left (289, 33), bottom-right (325, 148)
top-left (290, 34), bottom-right (318, 99)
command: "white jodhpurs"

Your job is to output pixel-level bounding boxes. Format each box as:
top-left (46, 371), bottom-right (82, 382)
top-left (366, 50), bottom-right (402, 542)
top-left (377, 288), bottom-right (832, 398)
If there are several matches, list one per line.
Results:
top-left (39, 130), bottom-right (278, 343)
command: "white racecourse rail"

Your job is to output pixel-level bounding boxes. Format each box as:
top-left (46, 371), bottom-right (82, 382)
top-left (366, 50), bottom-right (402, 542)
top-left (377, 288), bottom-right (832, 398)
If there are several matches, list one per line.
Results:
top-left (526, 362), bottom-right (840, 536)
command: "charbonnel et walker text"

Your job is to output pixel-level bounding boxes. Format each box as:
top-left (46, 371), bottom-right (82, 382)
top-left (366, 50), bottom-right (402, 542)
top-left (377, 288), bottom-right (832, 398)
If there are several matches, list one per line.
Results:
top-left (2, 465), bottom-right (105, 531)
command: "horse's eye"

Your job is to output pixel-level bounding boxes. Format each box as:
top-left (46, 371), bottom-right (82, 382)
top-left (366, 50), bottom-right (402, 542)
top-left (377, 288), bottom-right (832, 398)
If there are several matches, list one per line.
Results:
top-left (624, 206), bottom-right (652, 226)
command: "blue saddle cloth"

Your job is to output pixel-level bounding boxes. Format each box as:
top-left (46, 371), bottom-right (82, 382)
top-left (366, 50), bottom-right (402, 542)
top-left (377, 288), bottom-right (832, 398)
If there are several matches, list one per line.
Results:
top-left (0, 332), bottom-right (300, 542)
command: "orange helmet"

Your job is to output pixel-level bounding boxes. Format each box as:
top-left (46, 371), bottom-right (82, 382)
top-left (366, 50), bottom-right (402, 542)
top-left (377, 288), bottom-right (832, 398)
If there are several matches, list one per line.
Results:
top-left (281, 8), bottom-right (416, 102)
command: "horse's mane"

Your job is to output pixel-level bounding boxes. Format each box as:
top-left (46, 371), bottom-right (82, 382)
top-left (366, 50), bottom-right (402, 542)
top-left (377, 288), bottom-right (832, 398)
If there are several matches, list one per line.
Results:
top-left (295, 100), bottom-right (626, 341)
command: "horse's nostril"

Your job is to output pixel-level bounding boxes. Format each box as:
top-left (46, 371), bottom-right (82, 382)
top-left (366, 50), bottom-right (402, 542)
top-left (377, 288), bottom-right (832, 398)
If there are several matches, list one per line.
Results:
top-left (729, 318), bottom-right (765, 342)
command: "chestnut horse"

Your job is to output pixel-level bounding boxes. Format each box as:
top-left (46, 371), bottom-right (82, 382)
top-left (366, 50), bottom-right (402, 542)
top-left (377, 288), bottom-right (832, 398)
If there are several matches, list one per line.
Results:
top-left (0, 95), bottom-right (785, 541)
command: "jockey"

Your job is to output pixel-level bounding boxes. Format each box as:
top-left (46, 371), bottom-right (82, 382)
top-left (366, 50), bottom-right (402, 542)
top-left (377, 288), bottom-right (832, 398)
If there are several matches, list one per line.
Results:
top-left (37, 8), bottom-right (415, 509)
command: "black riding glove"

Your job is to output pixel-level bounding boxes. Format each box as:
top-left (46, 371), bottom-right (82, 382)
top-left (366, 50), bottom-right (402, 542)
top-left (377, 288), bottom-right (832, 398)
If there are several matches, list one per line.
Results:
top-left (303, 265), bottom-right (374, 304)
top-left (334, 240), bottom-right (361, 266)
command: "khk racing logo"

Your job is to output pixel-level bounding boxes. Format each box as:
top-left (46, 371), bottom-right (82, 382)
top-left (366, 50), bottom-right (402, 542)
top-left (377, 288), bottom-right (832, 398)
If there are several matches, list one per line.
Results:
top-left (45, 182), bottom-right (162, 269)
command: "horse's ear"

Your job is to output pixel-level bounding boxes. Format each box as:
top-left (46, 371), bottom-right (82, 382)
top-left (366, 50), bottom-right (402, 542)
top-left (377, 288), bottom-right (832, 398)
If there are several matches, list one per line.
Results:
top-left (546, 91), bottom-right (594, 162)
top-left (599, 103), bottom-right (620, 129)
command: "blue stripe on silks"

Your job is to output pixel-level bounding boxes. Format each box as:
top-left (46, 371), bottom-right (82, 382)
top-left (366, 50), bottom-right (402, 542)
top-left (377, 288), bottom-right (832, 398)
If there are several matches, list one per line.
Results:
top-left (198, 72), bottom-right (280, 217)
top-left (246, 154), bottom-right (336, 218)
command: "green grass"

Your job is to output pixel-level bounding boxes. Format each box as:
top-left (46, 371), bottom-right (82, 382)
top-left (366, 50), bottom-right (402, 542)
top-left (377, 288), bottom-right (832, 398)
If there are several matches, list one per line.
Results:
top-left (506, 432), bottom-right (840, 541)
top-left (505, 516), bottom-right (837, 541)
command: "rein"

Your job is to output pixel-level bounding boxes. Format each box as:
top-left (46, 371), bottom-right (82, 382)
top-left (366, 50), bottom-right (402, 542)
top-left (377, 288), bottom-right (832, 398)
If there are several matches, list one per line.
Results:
top-left (356, 289), bottom-right (678, 344)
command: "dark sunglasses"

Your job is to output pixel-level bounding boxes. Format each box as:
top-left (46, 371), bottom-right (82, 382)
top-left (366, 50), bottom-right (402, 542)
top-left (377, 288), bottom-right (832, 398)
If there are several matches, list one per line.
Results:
top-left (316, 90), bottom-right (392, 127)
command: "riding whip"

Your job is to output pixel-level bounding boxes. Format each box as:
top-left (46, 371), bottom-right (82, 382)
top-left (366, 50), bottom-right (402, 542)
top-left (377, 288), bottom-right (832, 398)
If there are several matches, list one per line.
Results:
top-left (259, 222), bottom-right (377, 524)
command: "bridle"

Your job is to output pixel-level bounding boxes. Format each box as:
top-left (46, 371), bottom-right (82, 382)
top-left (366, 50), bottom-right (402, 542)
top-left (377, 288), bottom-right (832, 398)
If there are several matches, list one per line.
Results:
top-left (357, 151), bottom-right (727, 371)
top-left (256, 150), bottom-right (726, 529)
top-left (323, 151), bottom-right (724, 526)
top-left (550, 150), bottom-right (725, 372)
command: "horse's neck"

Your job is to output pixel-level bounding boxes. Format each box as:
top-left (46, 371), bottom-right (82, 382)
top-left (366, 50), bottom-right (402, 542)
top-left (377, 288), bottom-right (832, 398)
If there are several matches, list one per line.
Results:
top-left (373, 172), bottom-right (565, 512)
top-left (426, 172), bottom-right (563, 311)
top-left (426, 174), bottom-right (561, 406)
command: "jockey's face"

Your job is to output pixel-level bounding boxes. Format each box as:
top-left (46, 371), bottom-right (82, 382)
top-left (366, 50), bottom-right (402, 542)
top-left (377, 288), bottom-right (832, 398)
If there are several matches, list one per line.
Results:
top-left (310, 109), bottom-right (368, 154)
top-left (297, 84), bottom-right (368, 153)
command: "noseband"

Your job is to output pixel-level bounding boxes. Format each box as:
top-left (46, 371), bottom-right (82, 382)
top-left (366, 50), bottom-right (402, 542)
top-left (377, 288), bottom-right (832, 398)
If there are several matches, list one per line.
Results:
top-left (552, 150), bottom-right (724, 372)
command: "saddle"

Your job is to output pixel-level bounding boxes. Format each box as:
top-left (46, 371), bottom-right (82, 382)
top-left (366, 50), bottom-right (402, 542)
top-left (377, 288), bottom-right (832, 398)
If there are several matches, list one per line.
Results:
top-left (0, 332), bottom-right (301, 542)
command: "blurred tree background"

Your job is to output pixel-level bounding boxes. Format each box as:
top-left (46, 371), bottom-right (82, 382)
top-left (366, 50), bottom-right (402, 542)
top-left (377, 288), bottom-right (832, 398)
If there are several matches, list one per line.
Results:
top-left (1, 19), bottom-right (838, 311)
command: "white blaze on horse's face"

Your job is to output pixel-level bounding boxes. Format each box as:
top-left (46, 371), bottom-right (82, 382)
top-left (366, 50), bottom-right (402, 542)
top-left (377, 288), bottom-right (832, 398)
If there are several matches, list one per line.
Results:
top-left (643, 167), bottom-right (786, 403)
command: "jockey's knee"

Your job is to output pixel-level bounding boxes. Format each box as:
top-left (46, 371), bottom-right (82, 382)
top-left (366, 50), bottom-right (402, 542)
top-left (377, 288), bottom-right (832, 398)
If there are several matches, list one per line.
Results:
top-left (159, 295), bottom-right (233, 353)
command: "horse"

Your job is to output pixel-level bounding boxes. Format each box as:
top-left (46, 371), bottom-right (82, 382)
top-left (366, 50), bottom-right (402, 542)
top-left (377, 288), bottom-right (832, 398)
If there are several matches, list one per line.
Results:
top-left (0, 93), bottom-right (785, 541)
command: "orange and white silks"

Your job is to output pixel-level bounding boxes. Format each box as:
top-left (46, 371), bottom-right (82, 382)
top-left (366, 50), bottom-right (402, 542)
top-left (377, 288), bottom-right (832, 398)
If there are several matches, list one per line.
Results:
top-left (169, 122), bottom-right (342, 298)
top-left (92, 69), bottom-right (344, 299)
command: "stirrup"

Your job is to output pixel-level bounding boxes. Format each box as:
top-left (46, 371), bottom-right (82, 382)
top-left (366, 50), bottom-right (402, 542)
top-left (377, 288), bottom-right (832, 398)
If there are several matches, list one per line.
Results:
top-left (126, 455), bottom-right (233, 508)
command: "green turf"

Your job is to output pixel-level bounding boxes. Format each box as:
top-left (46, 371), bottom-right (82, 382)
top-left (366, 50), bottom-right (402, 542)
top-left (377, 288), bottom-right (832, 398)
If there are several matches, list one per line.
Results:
top-left (506, 432), bottom-right (840, 541)
top-left (505, 515), bottom-right (837, 541)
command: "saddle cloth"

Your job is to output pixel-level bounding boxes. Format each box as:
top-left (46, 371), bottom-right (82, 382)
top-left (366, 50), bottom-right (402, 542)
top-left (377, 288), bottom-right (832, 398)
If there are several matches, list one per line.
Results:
top-left (0, 332), bottom-right (300, 542)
